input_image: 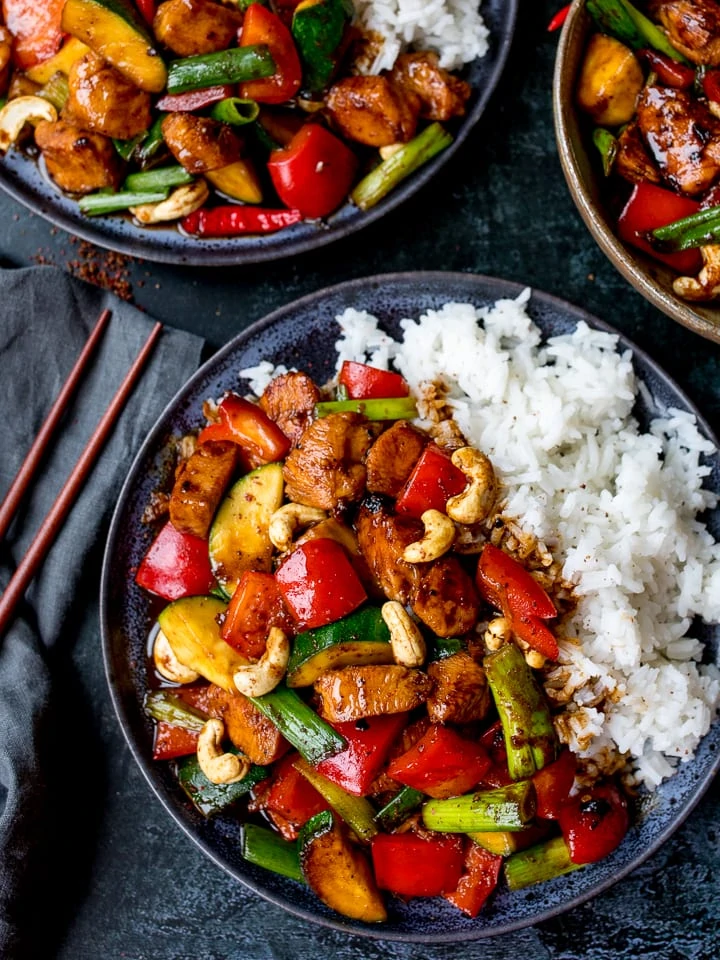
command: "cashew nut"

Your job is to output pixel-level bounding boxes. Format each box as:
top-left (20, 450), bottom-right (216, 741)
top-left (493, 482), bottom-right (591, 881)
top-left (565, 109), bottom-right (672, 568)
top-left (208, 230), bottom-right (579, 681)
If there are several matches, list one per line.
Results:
top-left (0, 96), bottom-right (57, 152)
top-left (484, 616), bottom-right (512, 651)
top-left (381, 601), bottom-right (426, 667)
top-left (402, 509), bottom-right (456, 563)
top-left (130, 179), bottom-right (209, 224)
top-left (197, 719), bottom-right (250, 785)
top-left (523, 648), bottom-right (547, 670)
top-left (269, 503), bottom-right (327, 552)
top-left (673, 244), bottom-right (720, 301)
top-left (153, 628), bottom-right (199, 684)
top-left (446, 447), bottom-right (497, 525)
top-left (233, 627), bottom-right (290, 697)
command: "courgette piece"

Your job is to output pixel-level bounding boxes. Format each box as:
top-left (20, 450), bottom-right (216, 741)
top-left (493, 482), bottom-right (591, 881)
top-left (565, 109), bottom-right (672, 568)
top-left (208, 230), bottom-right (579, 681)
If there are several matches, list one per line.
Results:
top-left (294, 758), bottom-right (378, 842)
top-left (208, 463), bottom-right (284, 592)
top-left (157, 595), bottom-right (248, 693)
top-left (292, 0), bottom-right (354, 94)
top-left (286, 606), bottom-right (393, 688)
top-left (205, 160), bottom-right (263, 204)
top-left (242, 823), bottom-right (303, 882)
top-left (298, 810), bottom-right (387, 922)
top-left (176, 753), bottom-right (269, 817)
top-left (61, 0), bottom-right (168, 93)
top-left (249, 685), bottom-right (346, 765)
top-left (373, 785), bottom-right (424, 831)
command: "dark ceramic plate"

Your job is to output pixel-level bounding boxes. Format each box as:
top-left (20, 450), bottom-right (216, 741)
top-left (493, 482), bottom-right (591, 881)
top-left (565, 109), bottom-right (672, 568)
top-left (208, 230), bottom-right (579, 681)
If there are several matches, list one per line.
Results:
top-left (101, 272), bottom-right (720, 942)
top-left (0, 0), bottom-right (516, 267)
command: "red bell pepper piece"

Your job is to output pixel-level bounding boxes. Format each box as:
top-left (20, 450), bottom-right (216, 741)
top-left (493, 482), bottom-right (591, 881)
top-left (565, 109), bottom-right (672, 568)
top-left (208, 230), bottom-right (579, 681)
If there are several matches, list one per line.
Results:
top-left (703, 69), bottom-right (720, 103)
top-left (151, 685), bottom-right (214, 760)
top-left (275, 538), bottom-right (367, 629)
top-left (386, 724), bottom-right (491, 799)
top-left (2, 0), bottom-right (64, 70)
top-left (198, 394), bottom-right (291, 467)
top-left (617, 182), bottom-right (703, 275)
top-left (238, 3), bottom-right (302, 104)
top-left (267, 124), bottom-right (358, 219)
top-left (135, 521), bottom-right (215, 601)
top-left (395, 444), bottom-right (467, 518)
top-left (181, 206), bottom-right (303, 237)
top-left (443, 844), bottom-right (502, 917)
top-left (338, 361), bottom-right (410, 400)
top-left (638, 49), bottom-right (695, 89)
top-left (558, 781), bottom-right (629, 864)
top-left (265, 752), bottom-right (330, 838)
top-left (547, 3), bottom-right (571, 31)
top-left (135, 0), bottom-right (156, 24)
top-left (532, 749), bottom-right (577, 819)
top-left (371, 833), bottom-right (465, 898)
top-left (477, 720), bottom-right (513, 787)
top-left (315, 713), bottom-right (408, 796)
top-left (221, 571), bottom-right (293, 660)
top-left (155, 85), bottom-right (234, 112)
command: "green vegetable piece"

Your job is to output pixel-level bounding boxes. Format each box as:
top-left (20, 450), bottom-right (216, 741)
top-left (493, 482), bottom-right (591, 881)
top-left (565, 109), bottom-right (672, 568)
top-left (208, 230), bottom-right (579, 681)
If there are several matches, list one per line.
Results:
top-left (374, 786), bottom-right (424, 831)
top-left (428, 636), bottom-right (464, 661)
top-left (144, 690), bottom-right (208, 731)
top-left (113, 131), bottom-right (148, 162)
top-left (176, 754), bottom-right (270, 817)
top-left (421, 781), bottom-right (537, 833)
top-left (592, 127), bottom-right (617, 177)
top-left (313, 396), bottom-right (417, 420)
top-left (651, 202), bottom-right (720, 251)
top-left (242, 824), bottom-right (304, 882)
top-left (78, 189), bottom-right (170, 216)
top-left (249, 685), bottom-right (346, 765)
top-left (504, 836), bottom-right (583, 890)
top-left (137, 113), bottom-right (167, 167)
top-left (292, 0), bottom-right (354, 93)
top-left (210, 97), bottom-right (260, 126)
top-left (167, 46), bottom-right (276, 94)
top-left (587, 0), bottom-right (689, 63)
top-left (124, 164), bottom-right (194, 192)
top-left (294, 758), bottom-right (378, 842)
top-left (37, 71), bottom-right (70, 112)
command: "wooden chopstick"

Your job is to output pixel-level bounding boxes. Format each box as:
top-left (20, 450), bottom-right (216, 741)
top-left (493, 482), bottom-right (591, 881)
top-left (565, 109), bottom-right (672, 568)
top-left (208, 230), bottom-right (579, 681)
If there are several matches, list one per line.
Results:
top-left (0, 321), bottom-right (163, 639)
top-left (0, 308), bottom-right (112, 542)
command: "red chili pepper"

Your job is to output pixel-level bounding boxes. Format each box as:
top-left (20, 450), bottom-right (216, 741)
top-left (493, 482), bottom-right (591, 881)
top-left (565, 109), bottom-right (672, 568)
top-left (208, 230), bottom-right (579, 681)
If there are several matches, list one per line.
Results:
top-left (443, 844), bottom-right (503, 917)
top-left (638, 49), bottom-right (695, 89)
top-left (702, 69), bottom-right (720, 103)
top-left (221, 571), bottom-right (293, 660)
top-left (532, 749), bottom-right (577, 819)
top-left (238, 3), bottom-right (302, 104)
top-left (181, 206), bottom-right (303, 237)
top-left (3, 0), bottom-right (64, 69)
top-left (617, 182), bottom-right (703, 275)
top-left (155, 85), bottom-right (234, 112)
top-left (135, 521), bottom-right (215, 601)
top-left (338, 360), bottom-right (409, 400)
top-left (135, 0), bottom-right (156, 25)
top-left (267, 124), bottom-right (358, 219)
top-left (386, 724), bottom-right (491, 799)
top-left (558, 781), bottom-right (629, 864)
top-left (315, 713), bottom-right (408, 796)
top-left (265, 752), bottom-right (330, 838)
top-left (275, 539), bottom-right (368, 630)
top-left (395, 444), bottom-right (467, 518)
top-left (547, 3), bottom-right (571, 32)
top-left (371, 833), bottom-right (466, 898)
top-left (198, 393), bottom-right (291, 466)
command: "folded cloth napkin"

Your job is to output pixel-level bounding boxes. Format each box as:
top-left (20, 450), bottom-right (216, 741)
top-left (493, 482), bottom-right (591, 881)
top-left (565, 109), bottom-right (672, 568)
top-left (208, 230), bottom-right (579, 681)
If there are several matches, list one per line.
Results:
top-left (0, 265), bottom-right (203, 959)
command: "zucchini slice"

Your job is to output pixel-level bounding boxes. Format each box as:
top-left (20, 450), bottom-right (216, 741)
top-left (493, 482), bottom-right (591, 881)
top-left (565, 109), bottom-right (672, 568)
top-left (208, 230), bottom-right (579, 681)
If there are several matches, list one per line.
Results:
top-left (158, 595), bottom-right (248, 693)
top-left (61, 0), bottom-right (167, 93)
top-left (208, 463), bottom-right (284, 593)
top-left (176, 753), bottom-right (269, 817)
top-left (286, 606), bottom-right (393, 687)
top-left (298, 810), bottom-right (387, 922)
top-left (26, 37), bottom-right (91, 85)
top-left (292, 0), bottom-right (353, 93)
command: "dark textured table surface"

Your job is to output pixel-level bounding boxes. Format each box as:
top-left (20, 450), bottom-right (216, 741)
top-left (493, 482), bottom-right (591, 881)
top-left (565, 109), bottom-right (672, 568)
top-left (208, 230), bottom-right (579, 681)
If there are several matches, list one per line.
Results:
top-left (1, 3), bottom-right (718, 958)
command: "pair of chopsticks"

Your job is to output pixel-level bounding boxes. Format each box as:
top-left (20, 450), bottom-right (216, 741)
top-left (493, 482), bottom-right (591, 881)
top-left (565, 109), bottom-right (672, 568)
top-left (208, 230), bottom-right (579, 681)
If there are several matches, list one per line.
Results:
top-left (0, 310), bottom-right (163, 638)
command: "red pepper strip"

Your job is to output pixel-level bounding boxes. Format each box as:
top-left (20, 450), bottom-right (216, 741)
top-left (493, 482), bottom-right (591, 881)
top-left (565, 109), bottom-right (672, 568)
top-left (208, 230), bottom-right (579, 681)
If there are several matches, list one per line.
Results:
top-left (239, 3), bottom-right (302, 104)
top-left (135, 521), bottom-right (215, 601)
top-left (558, 781), bottom-right (629, 864)
top-left (338, 360), bottom-right (409, 400)
top-left (395, 444), bottom-right (467, 518)
top-left (314, 713), bottom-right (408, 796)
top-left (151, 685), bottom-right (214, 761)
top-left (221, 571), bottom-right (293, 660)
top-left (477, 543), bottom-right (557, 619)
top-left (547, 3), bottom-right (571, 32)
top-left (638, 48), bottom-right (695, 89)
top-left (532, 749), bottom-right (577, 819)
top-left (265, 752), bottom-right (330, 839)
top-left (2, 0), bottom-right (64, 69)
top-left (198, 394), bottom-right (291, 466)
top-left (181, 206), bottom-right (303, 237)
top-left (155, 85), bottom-right (234, 112)
top-left (135, 0), bottom-right (156, 25)
top-left (617, 182), bottom-right (703, 275)
top-left (443, 845), bottom-right (503, 917)
top-left (268, 124), bottom-right (358, 219)
top-left (275, 538), bottom-right (368, 630)
top-left (703, 69), bottom-right (720, 103)
top-left (386, 724), bottom-right (491, 799)
top-left (371, 833), bottom-right (466, 897)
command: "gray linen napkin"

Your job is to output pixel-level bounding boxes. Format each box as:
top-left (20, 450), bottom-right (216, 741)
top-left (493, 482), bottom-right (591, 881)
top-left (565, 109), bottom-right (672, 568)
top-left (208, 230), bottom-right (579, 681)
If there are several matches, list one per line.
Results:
top-left (0, 265), bottom-right (203, 959)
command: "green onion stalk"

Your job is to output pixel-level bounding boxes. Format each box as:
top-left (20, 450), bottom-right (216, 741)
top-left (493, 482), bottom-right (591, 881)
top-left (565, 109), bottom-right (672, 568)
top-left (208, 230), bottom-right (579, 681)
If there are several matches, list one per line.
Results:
top-left (167, 46), bottom-right (276, 94)
top-left (651, 202), bottom-right (720, 251)
top-left (587, 0), bottom-right (690, 63)
top-left (314, 397), bottom-right (417, 420)
top-left (79, 189), bottom-right (170, 216)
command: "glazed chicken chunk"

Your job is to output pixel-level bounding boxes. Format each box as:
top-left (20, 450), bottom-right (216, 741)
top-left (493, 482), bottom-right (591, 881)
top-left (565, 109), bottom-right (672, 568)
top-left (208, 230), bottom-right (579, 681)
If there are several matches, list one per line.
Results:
top-left (162, 112), bottom-right (243, 173)
top-left (364, 420), bottom-right (427, 497)
top-left (325, 75), bottom-right (420, 147)
top-left (66, 52), bottom-right (152, 141)
top-left (169, 439), bottom-right (238, 539)
top-left (34, 120), bottom-right (123, 194)
top-left (614, 121), bottom-right (662, 186)
top-left (649, 0), bottom-right (720, 65)
top-left (154, 0), bottom-right (243, 57)
top-left (389, 52), bottom-right (472, 121)
top-left (259, 372), bottom-right (321, 447)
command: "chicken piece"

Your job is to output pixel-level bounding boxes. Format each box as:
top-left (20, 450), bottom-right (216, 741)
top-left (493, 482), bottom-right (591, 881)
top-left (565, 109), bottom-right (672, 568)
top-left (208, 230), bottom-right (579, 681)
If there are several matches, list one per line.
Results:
top-left (636, 84), bottom-right (720, 194)
top-left (154, 0), bottom-right (243, 57)
top-left (283, 412), bottom-right (379, 512)
top-left (426, 652), bottom-right (490, 724)
top-left (313, 665), bottom-right (433, 722)
top-left (206, 686), bottom-right (289, 765)
top-left (0, 25), bottom-right (12, 96)
top-left (649, 0), bottom-right (720, 65)
top-left (259, 372), bottom-right (320, 447)
top-left (325, 75), bottom-right (420, 147)
top-left (162, 112), bottom-right (242, 173)
top-left (389, 52), bottom-right (471, 121)
top-left (169, 439), bottom-right (238, 538)
top-left (34, 119), bottom-right (122, 194)
top-left (65, 52), bottom-right (152, 140)
top-left (614, 121), bottom-right (662, 186)
top-left (355, 501), bottom-right (424, 604)
top-left (365, 420), bottom-right (427, 497)
top-left (413, 555), bottom-right (480, 638)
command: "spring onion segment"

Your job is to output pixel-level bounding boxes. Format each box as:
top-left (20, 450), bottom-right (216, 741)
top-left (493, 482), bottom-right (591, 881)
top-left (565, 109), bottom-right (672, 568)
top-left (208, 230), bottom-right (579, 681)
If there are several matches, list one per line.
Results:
top-left (167, 46), bottom-right (276, 94)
